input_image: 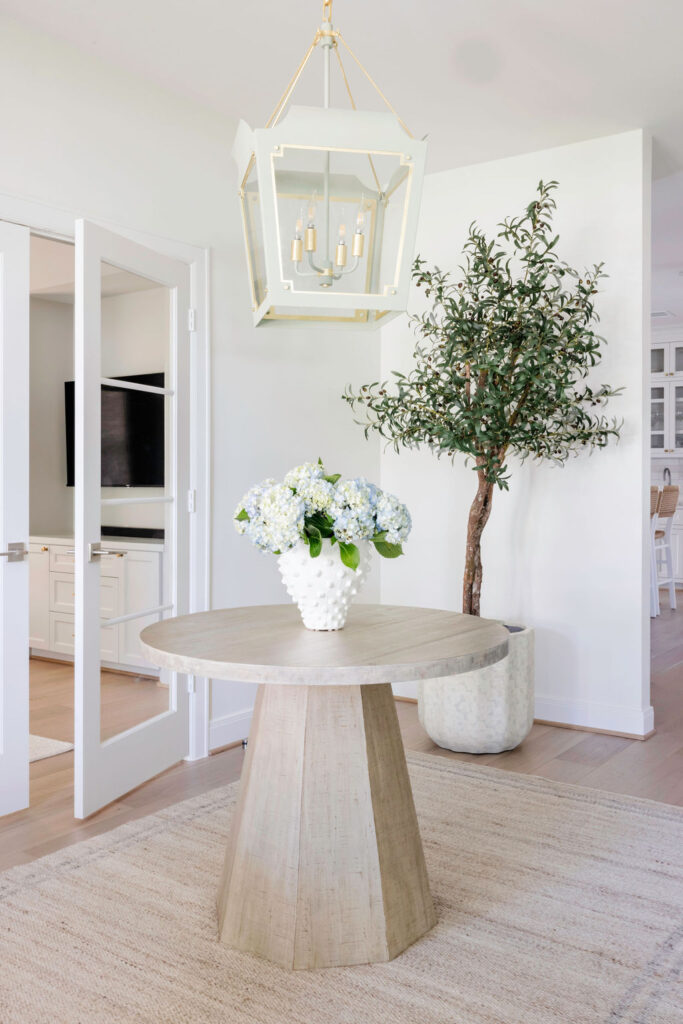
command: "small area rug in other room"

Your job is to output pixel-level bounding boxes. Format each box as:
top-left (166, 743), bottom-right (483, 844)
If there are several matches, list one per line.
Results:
top-left (28, 735), bottom-right (73, 763)
top-left (0, 751), bottom-right (681, 1023)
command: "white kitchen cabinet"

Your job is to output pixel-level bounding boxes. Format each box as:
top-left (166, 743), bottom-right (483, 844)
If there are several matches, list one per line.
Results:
top-left (30, 536), bottom-right (163, 673)
top-left (650, 339), bottom-right (683, 380)
top-left (118, 549), bottom-right (162, 669)
top-left (29, 543), bottom-right (50, 650)
top-left (49, 611), bottom-right (118, 662)
top-left (650, 381), bottom-right (683, 456)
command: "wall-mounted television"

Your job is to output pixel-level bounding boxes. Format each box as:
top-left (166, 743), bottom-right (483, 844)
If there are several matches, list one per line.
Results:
top-left (65, 373), bottom-right (165, 487)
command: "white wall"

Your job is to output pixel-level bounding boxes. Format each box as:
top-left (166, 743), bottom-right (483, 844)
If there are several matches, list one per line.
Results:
top-left (29, 298), bottom-right (73, 534)
top-left (0, 16), bottom-right (381, 744)
top-left (378, 130), bottom-right (652, 736)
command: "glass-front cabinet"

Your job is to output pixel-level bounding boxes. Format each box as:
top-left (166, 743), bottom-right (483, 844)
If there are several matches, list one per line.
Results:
top-left (650, 381), bottom-right (683, 455)
top-left (650, 338), bottom-right (683, 380)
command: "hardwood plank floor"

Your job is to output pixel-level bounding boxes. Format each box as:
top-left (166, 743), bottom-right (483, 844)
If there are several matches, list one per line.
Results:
top-left (1, 598), bottom-right (681, 872)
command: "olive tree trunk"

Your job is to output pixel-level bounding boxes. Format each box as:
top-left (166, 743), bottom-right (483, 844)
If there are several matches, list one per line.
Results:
top-left (462, 466), bottom-right (495, 616)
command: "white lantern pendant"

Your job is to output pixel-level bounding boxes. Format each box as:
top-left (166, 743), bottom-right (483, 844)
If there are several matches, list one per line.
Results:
top-left (232, 0), bottom-right (427, 329)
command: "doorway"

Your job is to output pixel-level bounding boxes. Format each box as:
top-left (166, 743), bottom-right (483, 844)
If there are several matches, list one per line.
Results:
top-left (28, 234), bottom-right (172, 807)
top-left (0, 205), bottom-right (210, 824)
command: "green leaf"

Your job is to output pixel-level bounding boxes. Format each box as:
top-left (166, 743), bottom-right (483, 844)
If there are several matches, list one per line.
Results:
top-left (338, 542), bottom-right (360, 571)
top-left (323, 473), bottom-right (341, 485)
top-left (235, 509), bottom-right (249, 521)
top-left (373, 540), bottom-right (403, 559)
top-left (308, 534), bottom-right (322, 558)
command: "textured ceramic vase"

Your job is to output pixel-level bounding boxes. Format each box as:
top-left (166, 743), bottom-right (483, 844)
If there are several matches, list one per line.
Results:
top-left (278, 538), bottom-right (371, 630)
top-left (418, 626), bottom-right (535, 753)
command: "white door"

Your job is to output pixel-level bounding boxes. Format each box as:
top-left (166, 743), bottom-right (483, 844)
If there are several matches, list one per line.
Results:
top-left (74, 220), bottom-right (191, 818)
top-left (0, 222), bottom-right (30, 816)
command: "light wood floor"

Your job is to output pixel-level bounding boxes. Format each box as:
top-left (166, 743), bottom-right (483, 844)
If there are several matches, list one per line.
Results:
top-left (1, 601), bottom-right (681, 872)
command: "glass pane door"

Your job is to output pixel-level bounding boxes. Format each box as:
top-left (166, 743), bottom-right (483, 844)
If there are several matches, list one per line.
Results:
top-left (651, 344), bottom-right (667, 377)
top-left (675, 386), bottom-right (683, 451)
top-left (650, 385), bottom-right (666, 451)
top-left (673, 344), bottom-right (683, 378)
top-left (74, 220), bottom-right (191, 819)
top-left (0, 222), bottom-right (30, 817)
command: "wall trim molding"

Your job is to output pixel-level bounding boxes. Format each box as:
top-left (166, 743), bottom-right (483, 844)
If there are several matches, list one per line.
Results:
top-left (210, 708), bottom-right (253, 752)
top-left (533, 695), bottom-right (654, 738)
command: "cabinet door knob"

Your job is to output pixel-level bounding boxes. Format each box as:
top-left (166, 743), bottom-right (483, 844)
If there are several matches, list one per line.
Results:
top-left (41, 546), bottom-right (48, 552)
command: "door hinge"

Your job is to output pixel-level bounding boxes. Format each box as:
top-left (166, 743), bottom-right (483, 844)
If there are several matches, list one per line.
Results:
top-left (187, 308), bottom-right (196, 332)
top-left (187, 489), bottom-right (197, 513)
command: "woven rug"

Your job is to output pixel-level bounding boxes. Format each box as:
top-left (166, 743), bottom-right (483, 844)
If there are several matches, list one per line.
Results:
top-left (28, 734), bottom-right (73, 763)
top-left (1, 752), bottom-right (682, 1024)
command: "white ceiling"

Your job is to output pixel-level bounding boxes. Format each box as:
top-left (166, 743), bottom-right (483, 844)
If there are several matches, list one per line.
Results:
top-left (7, 1), bottom-right (683, 318)
top-left (2, 0), bottom-right (683, 176)
top-left (30, 235), bottom-right (161, 302)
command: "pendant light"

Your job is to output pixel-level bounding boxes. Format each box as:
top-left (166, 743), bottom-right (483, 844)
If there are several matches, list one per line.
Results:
top-left (232, 0), bottom-right (427, 329)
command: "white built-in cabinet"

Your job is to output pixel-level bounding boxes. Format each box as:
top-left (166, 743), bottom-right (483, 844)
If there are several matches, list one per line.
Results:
top-left (29, 536), bottom-right (163, 673)
top-left (650, 338), bottom-right (683, 456)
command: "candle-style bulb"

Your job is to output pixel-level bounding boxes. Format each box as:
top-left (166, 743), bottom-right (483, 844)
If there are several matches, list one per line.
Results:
top-left (335, 224), bottom-right (348, 267)
top-left (308, 197), bottom-right (317, 225)
top-left (356, 208), bottom-right (365, 231)
top-left (295, 217), bottom-right (303, 236)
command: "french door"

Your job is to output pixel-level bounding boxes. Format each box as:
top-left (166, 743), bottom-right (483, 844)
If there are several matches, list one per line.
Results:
top-left (74, 220), bottom-right (191, 818)
top-left (0, 222), bottom-right (30, 816)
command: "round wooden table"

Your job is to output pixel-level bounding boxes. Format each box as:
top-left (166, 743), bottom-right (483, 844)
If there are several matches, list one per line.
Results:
top-left (140, 604), bottom-right (508, 971)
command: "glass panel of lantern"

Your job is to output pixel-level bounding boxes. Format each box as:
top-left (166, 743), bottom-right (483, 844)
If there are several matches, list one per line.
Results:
top-left (274, 145), bottom-right (411, 300)
top-left (240, 157), bottom-right (267, 311)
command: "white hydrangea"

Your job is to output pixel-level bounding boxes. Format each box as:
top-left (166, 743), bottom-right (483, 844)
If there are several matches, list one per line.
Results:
top-left (233, 480), bottom-right (304, 554)
top-left (296, 476), bottom-right (335, 515)
top-left (375, 491), bottom-right (412, 545)
top-left (330, 478), bottom-right (379, 543)
top-left (284, 462), bottom-right (324, 493)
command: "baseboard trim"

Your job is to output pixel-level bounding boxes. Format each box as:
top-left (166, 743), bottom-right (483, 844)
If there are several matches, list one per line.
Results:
top-left (30, 653), bottom-right (158, 680)
top-left (534, 719), bottom-right (656, 742)
top-left (534, 696), bottom-right (654, 739)
top-left (209, 708), bottom-right (253, 751)
top-left (392, 694), bottom-right (655, 741)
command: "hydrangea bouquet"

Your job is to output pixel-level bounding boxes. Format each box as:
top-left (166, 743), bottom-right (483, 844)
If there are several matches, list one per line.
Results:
top-left (234, 460), bottom-right (411, 571)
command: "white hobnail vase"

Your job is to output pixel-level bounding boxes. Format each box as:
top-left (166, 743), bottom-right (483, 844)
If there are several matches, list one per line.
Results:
top-left (278, 538), bottom-right (371, 630)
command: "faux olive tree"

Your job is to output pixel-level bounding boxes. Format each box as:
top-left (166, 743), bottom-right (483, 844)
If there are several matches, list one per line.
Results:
top-left (343, 181), bottom-right (621, 616)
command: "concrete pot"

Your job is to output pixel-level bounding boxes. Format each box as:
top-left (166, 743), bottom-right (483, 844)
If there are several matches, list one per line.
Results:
top-left (418, 625), bottom-right (534, 754)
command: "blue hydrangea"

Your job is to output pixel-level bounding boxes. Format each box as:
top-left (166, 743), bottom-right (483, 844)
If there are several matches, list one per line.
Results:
top-left (233, 480), bottom-right (304, 554)
top-left (330, 478), bottom-right (379, 543)
top-left (375, 491), bottom-right (412, 544)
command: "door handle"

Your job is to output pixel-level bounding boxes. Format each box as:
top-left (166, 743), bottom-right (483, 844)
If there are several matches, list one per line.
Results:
top-left (88, 542), bottom-right (125, 561)
top-left (0, 542), bottom-right (27, 562)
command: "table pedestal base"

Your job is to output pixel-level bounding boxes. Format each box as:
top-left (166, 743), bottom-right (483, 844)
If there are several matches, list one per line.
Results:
top-left (217, 682), bottom-right (436, 970)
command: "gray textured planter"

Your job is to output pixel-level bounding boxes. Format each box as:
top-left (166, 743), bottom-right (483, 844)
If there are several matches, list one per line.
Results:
top-left (418, 625), bottom-right (534, 754)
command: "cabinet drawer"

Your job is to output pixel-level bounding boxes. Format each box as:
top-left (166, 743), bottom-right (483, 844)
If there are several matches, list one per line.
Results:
top-left (49, 612), bottom-right (118, 662)
top-left (50, 573), bottom-right (119, 617)
top-left (49, 545), bottom-right (124, 577)
top-left (50, 545), bottom-right (75, 572)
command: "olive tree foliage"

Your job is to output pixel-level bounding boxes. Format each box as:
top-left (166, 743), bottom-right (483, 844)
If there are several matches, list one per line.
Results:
top-left (343, 181), bottom-right (622, 615)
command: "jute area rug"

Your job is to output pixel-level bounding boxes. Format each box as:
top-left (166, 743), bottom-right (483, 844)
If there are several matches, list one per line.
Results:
top-left (28, 734), bottom-right (73, 763)
top-left (1, 752), bottom-right (681, 1024)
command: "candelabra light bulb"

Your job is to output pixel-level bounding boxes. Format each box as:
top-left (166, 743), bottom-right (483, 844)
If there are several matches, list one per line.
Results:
top-left (356, 208), bottom-right (365, 231)
top-left (338, 223), bottom-right (347, 241)
top-left (295, 217), bottom-right (303, 236)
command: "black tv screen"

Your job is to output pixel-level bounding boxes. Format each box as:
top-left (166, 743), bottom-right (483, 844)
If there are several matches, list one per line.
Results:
top-left (65, 373), bottom-right (165, 487)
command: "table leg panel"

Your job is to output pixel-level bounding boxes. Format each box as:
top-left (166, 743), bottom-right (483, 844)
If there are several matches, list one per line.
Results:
top-left (217, 683), bottom-right (308, 967)
top-left (293, 684), bottom-right (388, 969)
top-left (361, 684), bottom-right (437, 957)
